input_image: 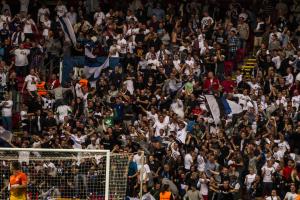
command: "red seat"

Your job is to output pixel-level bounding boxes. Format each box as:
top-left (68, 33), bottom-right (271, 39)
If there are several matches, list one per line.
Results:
top-left (236, 48), bottom-right (246, 63)
top-left (224, 60), bottom-right (234, 75)
top-left (12, 112), bottom-right (21, 129)
top-left (17, 76), bottom-right (24, 91)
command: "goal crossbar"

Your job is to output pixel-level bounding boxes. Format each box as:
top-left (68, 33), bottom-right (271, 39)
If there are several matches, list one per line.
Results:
top-left (0, 147), bottom-right (110, 153)
top-left (0, 148), bottom-right (111, 200)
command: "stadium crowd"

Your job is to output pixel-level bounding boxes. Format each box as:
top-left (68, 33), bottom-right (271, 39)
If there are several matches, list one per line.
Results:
top-left (1, 0), bottom-right (300, 199)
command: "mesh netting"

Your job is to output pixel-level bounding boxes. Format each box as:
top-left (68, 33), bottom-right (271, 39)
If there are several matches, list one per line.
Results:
top-left (0, 149), bottom-right (130, 200)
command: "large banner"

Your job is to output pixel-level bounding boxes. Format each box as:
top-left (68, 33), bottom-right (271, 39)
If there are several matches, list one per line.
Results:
top-left (62, 56), bottom-right (120, 84)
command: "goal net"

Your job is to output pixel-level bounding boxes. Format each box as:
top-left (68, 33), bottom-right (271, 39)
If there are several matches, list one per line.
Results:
top-left (0, 148), bottom-right (131, 200)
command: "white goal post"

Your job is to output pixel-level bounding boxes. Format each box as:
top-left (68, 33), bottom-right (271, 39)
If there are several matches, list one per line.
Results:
top-left (0, 148), bottom-right (130, 200)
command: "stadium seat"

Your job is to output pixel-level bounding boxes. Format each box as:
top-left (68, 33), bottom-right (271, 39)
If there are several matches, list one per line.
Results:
top-left (224, 60), bottom-right (234, 75)
top-left (236, 48), bottom-right (246, 63)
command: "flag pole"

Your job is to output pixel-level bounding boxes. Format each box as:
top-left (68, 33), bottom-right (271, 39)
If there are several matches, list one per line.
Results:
top-left (59, 57), bottom-right (63, 84)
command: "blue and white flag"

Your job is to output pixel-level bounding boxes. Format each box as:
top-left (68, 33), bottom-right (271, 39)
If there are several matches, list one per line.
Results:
top-left (205, 95), bottom-right (243, 124)
top-left (94, 56), bottom-right (109, 79)
top-left (84, 56), bottom-right (110, 80)
top-left (83, 40), bottom-right (110, 80)
top-left (205, 95), bottom-right (221, 124)
top-left (58, 16), bottom-right (77, 46)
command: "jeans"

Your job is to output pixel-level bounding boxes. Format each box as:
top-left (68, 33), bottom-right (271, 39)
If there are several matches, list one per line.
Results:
top-left (263, 182), bottom-right (273, 196)
top-left (2, 116), bottom-right (12, 131)
top-left (74, 174), bottom-right (88, 197)
top-left (240, 38), bottom-right (247, 49)
top-left (15, 66), bottom-right (27, 77)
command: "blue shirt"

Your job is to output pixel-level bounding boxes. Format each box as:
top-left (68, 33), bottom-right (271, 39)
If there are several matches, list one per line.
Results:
top-left (128, 161), bottom-right (137, 176)
top-left (186, 120), bottom-right (196, 133)
top-left (114, 103), bottom-right (124, 120)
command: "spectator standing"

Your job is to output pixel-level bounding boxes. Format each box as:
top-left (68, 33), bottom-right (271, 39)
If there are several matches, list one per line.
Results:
top-left (284, 183), bottom-right (298, 200)
top-left (42, 15), bottom-right (51, 39)
top-left (12, 43), bottom-right (30, 77)
top-left (159, 184), bottom-right (174, 200)
top-left (228, 29), bottom-right (239, 60)
top-left (11, 26), bottom-right (25, 47)
top-left (1, 1), bottom-right (10, 15)
top-left (261, 160), bottom-right (276, 196)
top-left (0, 93), bottom-right (13, 130)
top-left (22, 14), bottom-right (37, 40)
top-left (22, 69), bottom-right (39, 98)
top-left (237, 15), bottom-right (249, 49)
top-left (37, 4), bottom-right (50, 25)
top-left (265, 189), bottom-right (281, 200)
top-left (66, 7), bottom-right (77, 26)
top-left (253, 16), bottom-right (265, 53)
top-left (19, 0), bottom-right (29, 14)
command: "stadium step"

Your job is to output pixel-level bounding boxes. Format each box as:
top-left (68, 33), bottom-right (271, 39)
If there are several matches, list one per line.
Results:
top-left (240, 57), bottom-right (257, 79)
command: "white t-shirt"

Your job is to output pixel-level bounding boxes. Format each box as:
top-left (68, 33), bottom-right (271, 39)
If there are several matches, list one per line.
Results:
top-left (87, 143), bottom-right (98, 150)
top-left (146, 111), bottom-right (158, 122)
top-left (197, 155), bottom-right (205, 172)
top-left (168, 122), bottom-right (178, 136)
top-left (18, 151), bottom-right (30, 164)
top-left (171, 100), bottom-right (184, 118)
top-left (139, 164), bottom-right (151, 182)
top-left (43, 162), bottom-right (57, 176)
top-left (245, 173), bottom-right (256, 189)
top-left (23, 19), bottom-right (35, 33)
top-left (147, 59), bottom-right (161, 69)
top-left (66, 12), bottom-right (77, 25)
top-left (285, 74), bottom-right (294, 85)
top-left (0, 72), bottom-right (7, 87)
top-left (20, 110), bottom-right (27, 122)
top-left (133, 154), bottom-right (142, 167)
top-left (0, 15), bottom-right (11, 29)
top-left (56, 5), bottom-right (67, 17)
top-left (265, 196), bottom-right (280, 200)
top-left (20, 0), bottom-right (30, 13)
top-left (94, 12), bottom-right (105, 25)
top-left (278, 141), bottom-right (290, 152)
top-left (233, 93), bottom-right (251, 110)
top-left (176, 124), bottom-right (187, 144)
top-left (56, 105), bottom-right (72, 122)
top-left (127, 41), bottom-right (136, 54)
top-left (247, 82), bottom-right (260, 94)
top-left (170, 144), bottom-right (180, 159)
top-left (153, 120), bottom-right (168, 137)
top-left (0, 100), bottom-right (12, 117)
top-left (292, 95), bottom-right (300, 110)
top-left (274, 150), bottom-right (285, 160)
top-left (14, 48), bottom-right (30, 66)
top-left (197, 34), bottom-right (205, 49)
top-left (38, 8), bottom-right (50, 23)
top-left (262, 166), bottom-right (275, 182)
top-left (42, 20), bottom-right (51, 37)
top-left (109, 44), bottom-right (121, 57)
top-left (236, 74), bottom-right (243, 84)
top-left (117, 38), bottom-right (127, 54)
top-left (123, 79), bottom-right (134, 95)
top-left (296, 72), bottom-right (300, 82)
top-left (83, 93), bottom-right (89, 108)
top-left (24, 74), bottom-right (38, 92)
top-left (184, 153), bottom-right (193, 170)
top-left (173, 59), bottom-right (181, 71)
top-left (185, 58), bottom-right (195, 67)
top-left (284, 192), bottom-right (297, 200)
top-left (71, 134), bottom-right (88, 149)
top-left (275, 97), bottom-right (287, 108)
top-left (201, 16), bottom-right (214, 29)
top-left (198, 178), bottom-right (209, 195)
top-left (271, 55), bottom-right (281, 70)
top-left (75, 83), bottom-right (84, 98)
